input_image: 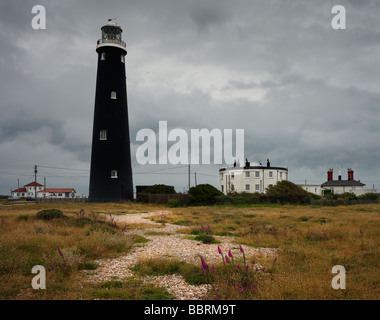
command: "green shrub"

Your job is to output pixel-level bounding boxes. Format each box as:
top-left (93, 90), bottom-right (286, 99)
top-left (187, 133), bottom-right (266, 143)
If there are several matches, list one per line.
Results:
top-left (266, 181), bottom-right (310, 204)
top-left (81, 262), bottom-right (99, 270)
top-left (74, 217), bottom-right (93, 227)
top-left (36, 209), bottom-right (65, 220)
top-left (358, 193), bottom-right (379, 201)
top-left (168, 199), bottom-right (185, 207)
top-left (181, 265), bottom-right (207, 285)
top-left (189, 184), bottom-right (224, 205)
top-left (194, 234), bottom-right (219, 244)
top-left (131, 259), bottom-right (208, 286)
top-left (141, 184), bottom-right (176, 194)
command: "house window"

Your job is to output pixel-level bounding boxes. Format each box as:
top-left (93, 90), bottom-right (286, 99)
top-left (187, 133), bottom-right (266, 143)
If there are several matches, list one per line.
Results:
top-left (255, 184), bottom-right (260, 191)
top-left (101, 52), bottom-right (106, 60)
top-left (255, 171), bottom-right (260, 178)
top-left (121, 55), bottom-right (125, 63)
top-left (100, 129), bottom-right (107, 140)
top-left (220, 173), bottom-right (223, 180)
top-left (221, 185), bottom-right (224, 192)
top-left (245, 172), bottom-right (250, 178)
top-left (111, 170), bottom-right (118, 178)
top-left (269, 171), bottom-right (273, 178)
top-left (111, 91), bottom-right (117, 99)
top-left (58, 193), bottom-right (62, 197)
top-left (245, 184), bottom-right (250, 191)
top-left (280, 172), bottom-right (283, 179)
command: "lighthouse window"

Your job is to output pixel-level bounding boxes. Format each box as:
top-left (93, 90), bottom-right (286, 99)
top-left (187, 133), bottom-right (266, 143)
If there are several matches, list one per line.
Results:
top-left (111, 91), bottom-right (117, 99)
top-left (99, 130), bottom-right (107, 140)
top-left (255, 184), bottom-right (260, 191)
top-left (255, 171), bottom-right (260, 178)
top-left (245, 184), bottom-right (250, 191)
top-left (245, 172), bottom-right (250, 178)
top-left (111, 170), bottom-right (118, 178)
top-left (121, 55), bottom-right (125, 63)
top-left (101, 52), bottom-right (106, 60)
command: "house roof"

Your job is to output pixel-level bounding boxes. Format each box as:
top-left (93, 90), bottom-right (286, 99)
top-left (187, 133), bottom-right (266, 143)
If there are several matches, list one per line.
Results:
top-left (321, 179), bottom-right (365, 187)
top-left (12, 188), bottom-right (27, 193)
top-left (24, 182), bottom-right (44, 187)
top-left (37, 188), bottom-right (76, 193)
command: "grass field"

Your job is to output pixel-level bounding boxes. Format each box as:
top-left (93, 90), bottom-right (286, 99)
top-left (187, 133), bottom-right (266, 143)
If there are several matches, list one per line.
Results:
top-left (0, 201), bottom-right (379, 300)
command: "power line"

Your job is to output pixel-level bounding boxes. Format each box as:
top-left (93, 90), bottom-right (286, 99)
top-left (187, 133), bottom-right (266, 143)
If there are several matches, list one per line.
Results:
top-left (37, 165), bottom-right (90, 172)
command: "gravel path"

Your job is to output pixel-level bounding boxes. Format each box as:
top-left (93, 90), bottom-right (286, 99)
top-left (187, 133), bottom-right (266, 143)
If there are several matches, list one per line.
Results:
top-left (82, 210), bottom-right (277, 300)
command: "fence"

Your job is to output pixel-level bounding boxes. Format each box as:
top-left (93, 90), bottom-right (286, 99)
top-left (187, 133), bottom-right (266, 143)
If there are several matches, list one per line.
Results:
top-left (136, 193), bottom-right (189, 204)
top-left (37, 198), bottom-right (88, 203)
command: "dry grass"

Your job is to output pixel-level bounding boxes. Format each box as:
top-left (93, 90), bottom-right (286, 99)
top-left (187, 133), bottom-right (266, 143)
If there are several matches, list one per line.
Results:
top-left (0, 201), bottom-right (379, 299)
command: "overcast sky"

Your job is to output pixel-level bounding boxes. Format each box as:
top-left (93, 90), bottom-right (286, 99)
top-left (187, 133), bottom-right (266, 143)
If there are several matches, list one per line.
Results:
top-left (1, 0), bottom-right (380, 196)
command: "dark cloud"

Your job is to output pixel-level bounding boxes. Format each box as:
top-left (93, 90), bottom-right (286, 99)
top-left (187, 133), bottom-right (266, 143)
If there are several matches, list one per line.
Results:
top-left (1, 0), bottom-right (380, 194)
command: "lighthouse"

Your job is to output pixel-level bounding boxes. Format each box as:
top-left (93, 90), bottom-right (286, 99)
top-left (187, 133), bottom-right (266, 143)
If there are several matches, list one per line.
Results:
top-left (89, 19), bottom-right (133, 202)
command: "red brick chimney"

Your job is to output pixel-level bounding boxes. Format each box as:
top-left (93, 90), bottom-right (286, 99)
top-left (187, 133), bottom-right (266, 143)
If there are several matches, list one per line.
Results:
top-left (327, 169), bottom-right (333, 181)
top-left (347, 168), bottom-right (354, 180)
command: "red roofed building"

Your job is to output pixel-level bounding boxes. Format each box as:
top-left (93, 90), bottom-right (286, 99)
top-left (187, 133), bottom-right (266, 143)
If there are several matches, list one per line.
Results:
top-left (37, 188), bottom-right (76, 199)
top-left (12, 182), bottom-right (76, 199)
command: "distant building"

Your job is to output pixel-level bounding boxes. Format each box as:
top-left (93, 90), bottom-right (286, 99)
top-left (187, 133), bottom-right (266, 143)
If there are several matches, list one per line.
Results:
top-left (12, 182), bottom-right (76, 199)
top-left (12, 182), bottom-right (43, 198)
top-left (298, 184), bottom-right (324, 196)
top-left (300, 167), bottom-right (377, 196)
top-left (219, 158), bottom-right (288, 194)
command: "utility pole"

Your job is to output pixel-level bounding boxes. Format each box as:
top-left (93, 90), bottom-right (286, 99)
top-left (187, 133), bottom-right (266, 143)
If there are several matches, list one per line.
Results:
top-left (17, 179), bottom-right (19, 189)
top-left (34, 165), bottom-right (38, 204)
top-left (188, 164), bottom-right (190, 191)
top-left (44, 177), bottom-right (46, 199)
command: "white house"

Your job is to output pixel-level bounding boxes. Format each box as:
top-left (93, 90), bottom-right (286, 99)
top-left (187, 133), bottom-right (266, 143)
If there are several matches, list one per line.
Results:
top-left (37, 188), bottom-right (76, 199)
top-left (298, 184), bottom-right (324, 196)
top-left (300, 168), bottom-right (377, 196)
top-left (11, 182), bottom-right (44, 198)
top-left (219, 158), bottom-right (288, 194)
top-left (12, 182), bottom-right (76, 199)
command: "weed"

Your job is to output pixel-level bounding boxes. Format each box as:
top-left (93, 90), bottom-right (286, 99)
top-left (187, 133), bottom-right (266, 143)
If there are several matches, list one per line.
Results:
top-left (36, 209), bottom-right (65, 220)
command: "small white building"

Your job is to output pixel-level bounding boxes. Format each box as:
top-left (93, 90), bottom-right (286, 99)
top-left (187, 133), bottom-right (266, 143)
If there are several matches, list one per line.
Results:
top-left (37, 188), bottom-right (76, 199)
top-left (12, 182), bottom-right (76, 199)
top-left (11, 182), bottom-right (44, 198)
top-left (300, 168), bottom-right (377, 196)
top-left (219, 158), bottom-right (288, 194)
top-left (298, 184), bottom-right (324, 196)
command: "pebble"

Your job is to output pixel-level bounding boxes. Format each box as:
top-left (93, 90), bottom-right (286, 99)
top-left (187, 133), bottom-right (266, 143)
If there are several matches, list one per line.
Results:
top-left (82, 210), bottom-right (277, 300)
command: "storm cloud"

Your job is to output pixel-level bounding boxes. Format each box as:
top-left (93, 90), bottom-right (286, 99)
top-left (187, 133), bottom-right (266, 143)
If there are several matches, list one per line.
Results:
top-left (1, 0), bottom-right (379, 195)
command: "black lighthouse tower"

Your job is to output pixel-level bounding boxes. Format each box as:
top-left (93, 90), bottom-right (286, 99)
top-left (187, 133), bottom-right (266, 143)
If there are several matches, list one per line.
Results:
top-left (89, 19), bottom-right (133, 202)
